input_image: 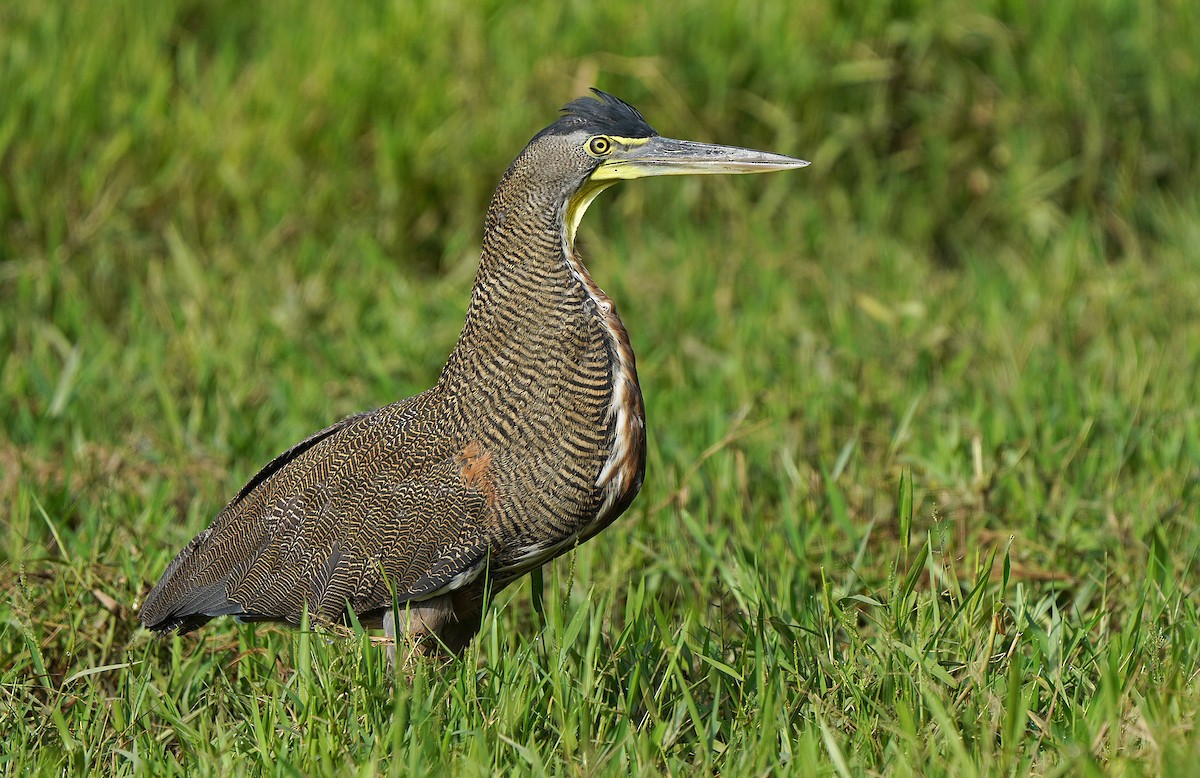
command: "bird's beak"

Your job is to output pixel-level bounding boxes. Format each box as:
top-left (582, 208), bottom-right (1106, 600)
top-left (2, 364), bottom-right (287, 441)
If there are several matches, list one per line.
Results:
top-left (592, 136), bottom-right (809, 181)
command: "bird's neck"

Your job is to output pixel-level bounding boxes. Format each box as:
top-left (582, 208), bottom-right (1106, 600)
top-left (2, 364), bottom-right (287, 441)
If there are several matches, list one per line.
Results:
top-left (439, 179), bottom-right (580, 383)
top-left (436, 164), bottom-right (645, 431)
top-left (436, 165), bottom-right (647, 541)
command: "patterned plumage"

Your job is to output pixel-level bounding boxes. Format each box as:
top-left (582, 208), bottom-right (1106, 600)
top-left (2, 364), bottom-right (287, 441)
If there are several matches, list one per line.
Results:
top-left (140, 90), bottom-right (807, 656)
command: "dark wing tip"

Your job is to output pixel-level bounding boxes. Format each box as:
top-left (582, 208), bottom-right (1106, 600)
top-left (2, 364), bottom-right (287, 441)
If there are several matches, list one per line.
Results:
top-left (140, 610), bottom-right (215, 635)
top-left (139, 558), bottom-right (245, 634)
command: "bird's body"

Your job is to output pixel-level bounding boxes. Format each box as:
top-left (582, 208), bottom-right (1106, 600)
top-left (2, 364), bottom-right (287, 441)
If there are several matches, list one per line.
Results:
top-left (140, 91), bottom-right (806, 655)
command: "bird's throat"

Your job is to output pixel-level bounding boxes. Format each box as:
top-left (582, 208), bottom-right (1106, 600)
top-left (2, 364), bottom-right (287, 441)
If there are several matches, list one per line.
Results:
top-left (564, 179), bottom-right (618, 250)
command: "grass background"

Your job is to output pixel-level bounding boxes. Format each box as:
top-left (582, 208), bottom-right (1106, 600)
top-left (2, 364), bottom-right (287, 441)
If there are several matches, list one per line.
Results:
top-left (3, 0), bottom-right (1199, 774)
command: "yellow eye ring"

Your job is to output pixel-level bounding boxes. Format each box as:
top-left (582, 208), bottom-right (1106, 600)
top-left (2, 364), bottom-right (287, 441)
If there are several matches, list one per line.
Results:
top-left (588, 136), bottom-right (612, 156)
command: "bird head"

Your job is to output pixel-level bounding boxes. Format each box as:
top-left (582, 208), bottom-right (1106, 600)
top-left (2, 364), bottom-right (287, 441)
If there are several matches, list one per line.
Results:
top-left (516, 89), bottom-right (809, 248)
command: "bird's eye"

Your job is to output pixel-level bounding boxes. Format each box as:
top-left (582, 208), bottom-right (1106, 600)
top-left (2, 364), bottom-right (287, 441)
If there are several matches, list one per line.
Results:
top-left (588, 136), bottom-right (612, 156)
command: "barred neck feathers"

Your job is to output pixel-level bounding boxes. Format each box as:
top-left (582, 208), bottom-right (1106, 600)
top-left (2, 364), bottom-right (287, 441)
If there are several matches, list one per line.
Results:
top-left (438, 150), bottom-right (646, 543)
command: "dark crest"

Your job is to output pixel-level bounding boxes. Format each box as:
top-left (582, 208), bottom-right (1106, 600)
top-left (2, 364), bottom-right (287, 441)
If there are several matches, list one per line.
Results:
top-left (534, 89), bottom-right (659, 141)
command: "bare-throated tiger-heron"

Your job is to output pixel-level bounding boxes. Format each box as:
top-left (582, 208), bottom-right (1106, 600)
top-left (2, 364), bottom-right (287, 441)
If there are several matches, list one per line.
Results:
top-left (139, 90), bottom-right (808, 658)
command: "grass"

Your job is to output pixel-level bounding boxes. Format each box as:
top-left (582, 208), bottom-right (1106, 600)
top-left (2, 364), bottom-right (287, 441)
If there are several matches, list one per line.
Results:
top-left (3, 0), bottom-right (1200, 774)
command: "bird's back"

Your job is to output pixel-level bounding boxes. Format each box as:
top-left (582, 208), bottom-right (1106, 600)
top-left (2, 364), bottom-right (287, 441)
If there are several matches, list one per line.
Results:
top-left (139, 391), bottom-right (495, 632)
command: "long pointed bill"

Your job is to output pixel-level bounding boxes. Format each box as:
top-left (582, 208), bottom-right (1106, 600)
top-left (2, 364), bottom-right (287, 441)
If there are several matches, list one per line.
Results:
top-left (592, 136), bottom-right (809, 181)
top-left (566, 135), bottom-right (808, 247)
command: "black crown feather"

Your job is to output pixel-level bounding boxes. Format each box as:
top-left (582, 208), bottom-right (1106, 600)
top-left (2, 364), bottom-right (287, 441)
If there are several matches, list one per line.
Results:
top-left (534, 89), bottom-right (658, 141)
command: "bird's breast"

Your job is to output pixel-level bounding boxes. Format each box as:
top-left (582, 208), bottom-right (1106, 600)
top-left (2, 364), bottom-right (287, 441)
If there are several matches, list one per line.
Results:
top-left (446, 246), bottom-right (647, 577)
top-left (559, 252), bottom-right (647, 541)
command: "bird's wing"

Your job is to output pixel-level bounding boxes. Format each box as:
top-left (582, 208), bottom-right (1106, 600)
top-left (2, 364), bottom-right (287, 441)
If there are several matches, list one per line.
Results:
top-left (139, 396), bottom-right (495, 632)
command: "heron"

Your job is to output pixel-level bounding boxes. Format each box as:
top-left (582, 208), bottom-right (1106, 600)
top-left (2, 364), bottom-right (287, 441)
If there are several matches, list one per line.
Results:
top-left (139, 89), bottom-right (808, 660)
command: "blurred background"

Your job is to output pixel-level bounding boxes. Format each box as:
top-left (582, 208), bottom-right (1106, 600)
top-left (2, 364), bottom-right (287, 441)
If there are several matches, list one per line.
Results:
top-left (2, 0), bottom-right (1199, 771)
top-left (4, 0), bottom-right (1196, 496)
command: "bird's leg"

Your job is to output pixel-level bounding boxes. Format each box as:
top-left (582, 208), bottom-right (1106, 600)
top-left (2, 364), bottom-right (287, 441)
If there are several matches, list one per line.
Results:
top-left (381, 590), bottom-right (486, 668)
